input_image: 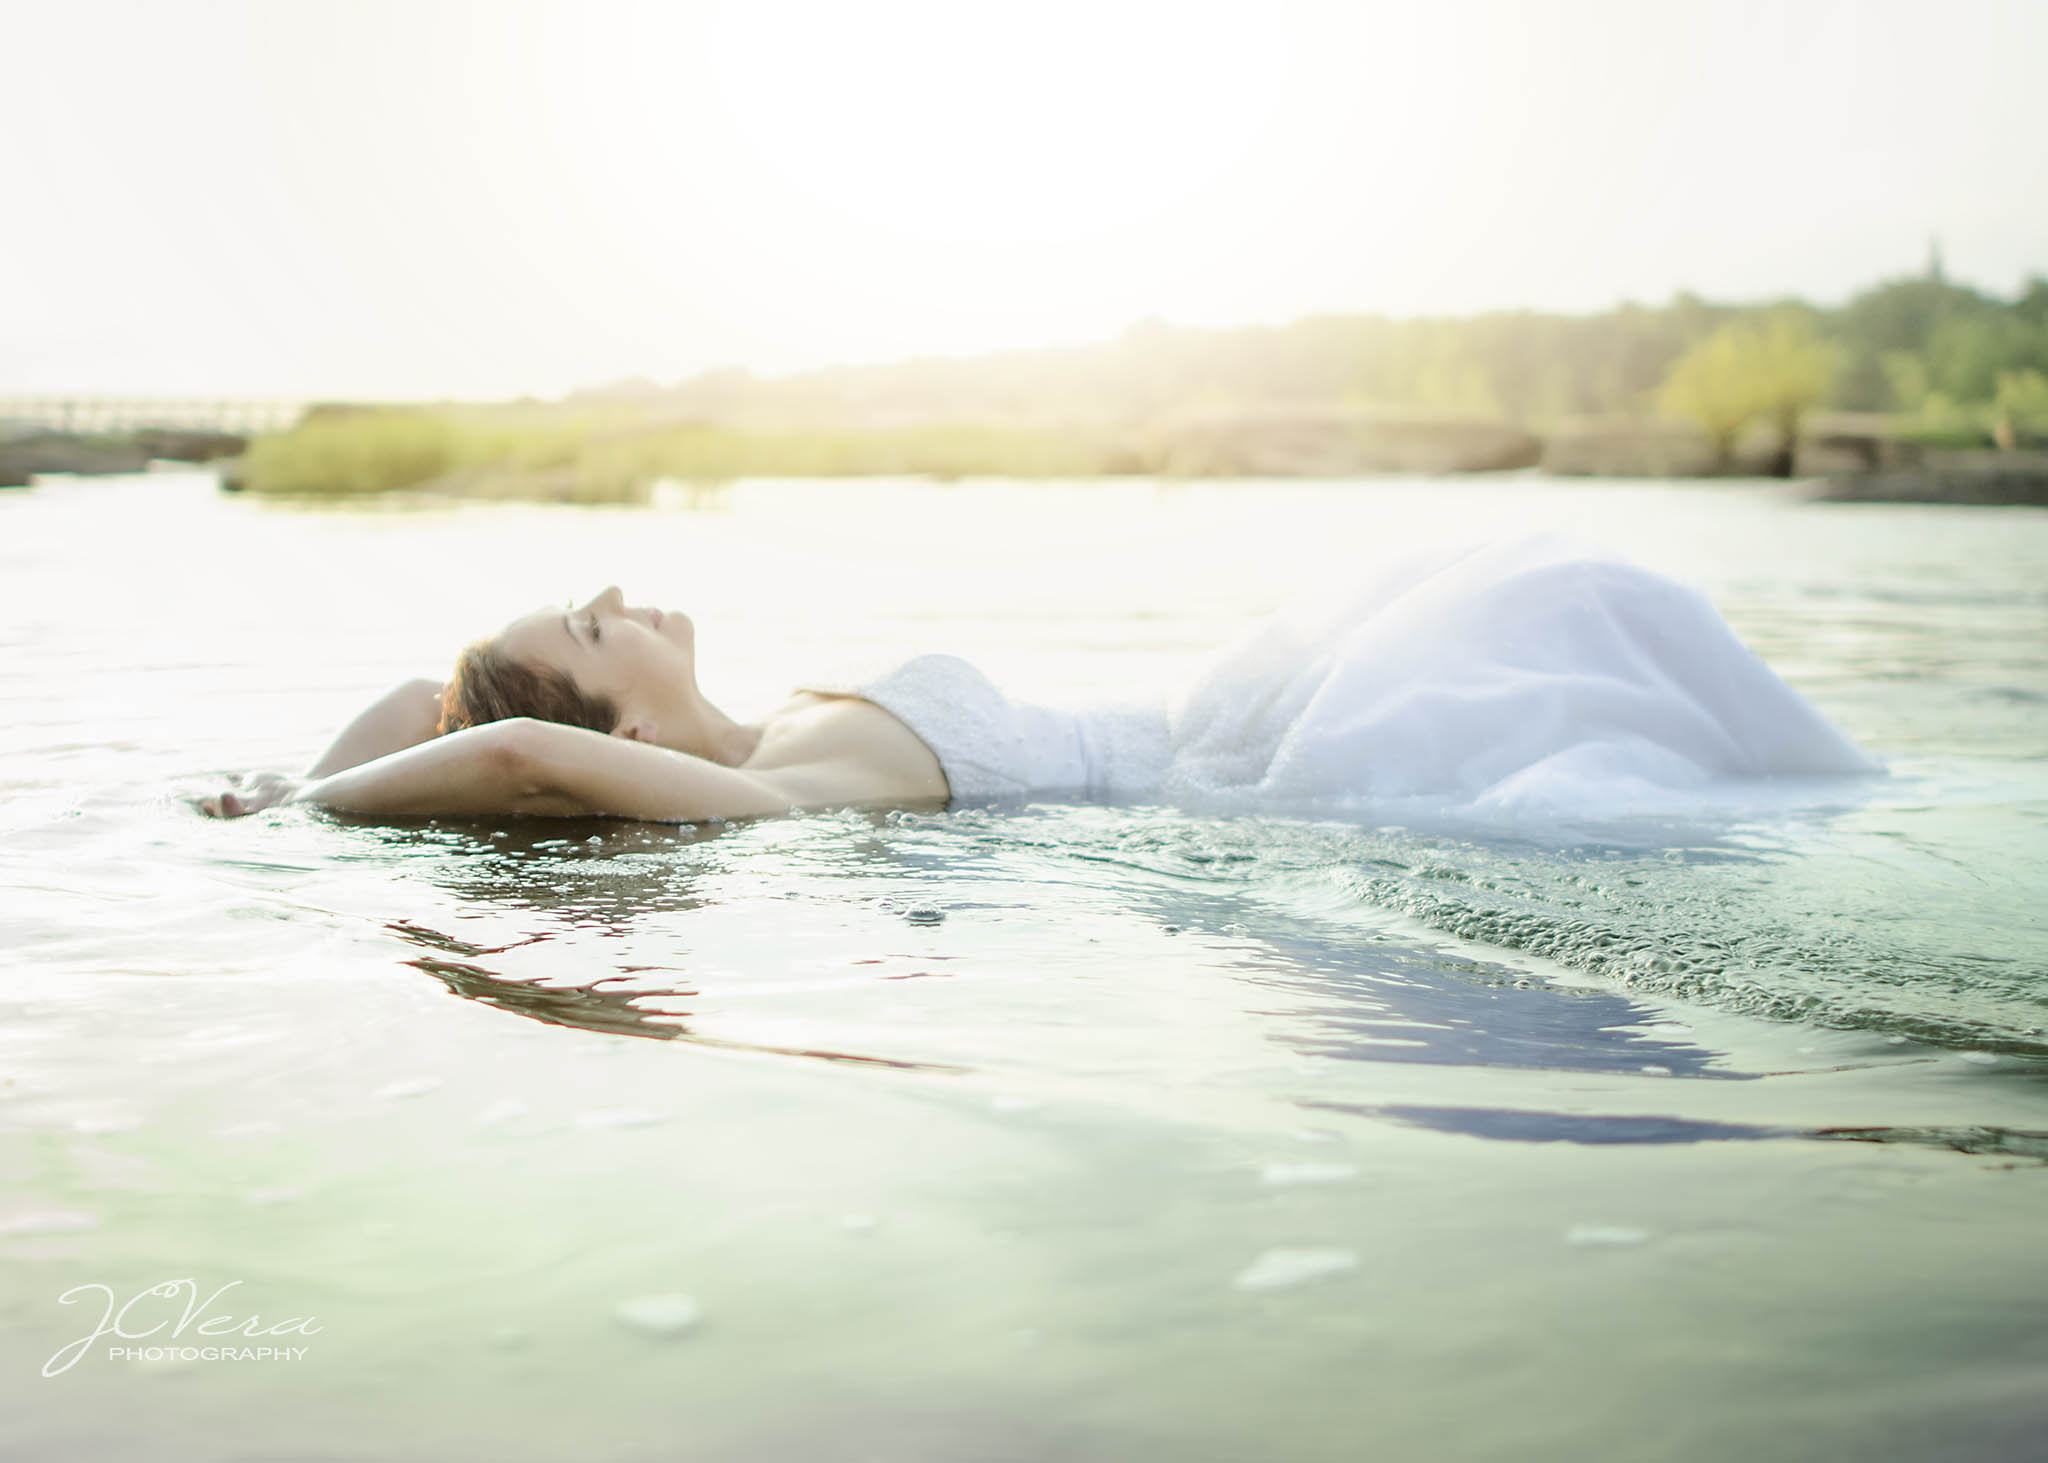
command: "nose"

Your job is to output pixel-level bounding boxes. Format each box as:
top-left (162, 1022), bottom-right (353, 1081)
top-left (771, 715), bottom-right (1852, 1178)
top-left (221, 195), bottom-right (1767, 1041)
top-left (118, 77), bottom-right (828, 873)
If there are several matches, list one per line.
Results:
top-left (581, 586), bottom-right (625, 615)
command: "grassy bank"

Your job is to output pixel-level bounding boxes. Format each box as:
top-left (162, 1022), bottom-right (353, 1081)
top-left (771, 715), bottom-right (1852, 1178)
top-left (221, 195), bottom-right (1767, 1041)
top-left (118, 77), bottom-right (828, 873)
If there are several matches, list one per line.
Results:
top-left (235, 402), bottom-right (1566, 497)
top-left (238, 406), bottom-right (1132, 499)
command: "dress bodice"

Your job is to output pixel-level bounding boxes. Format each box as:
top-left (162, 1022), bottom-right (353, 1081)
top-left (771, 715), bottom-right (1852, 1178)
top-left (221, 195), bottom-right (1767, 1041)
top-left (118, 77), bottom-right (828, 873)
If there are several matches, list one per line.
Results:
top-left (798, 654), bottom-right (1172, 804)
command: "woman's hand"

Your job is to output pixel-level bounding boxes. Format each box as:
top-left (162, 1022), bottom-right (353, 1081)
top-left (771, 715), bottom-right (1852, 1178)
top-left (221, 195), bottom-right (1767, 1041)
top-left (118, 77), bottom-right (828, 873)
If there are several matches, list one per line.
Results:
top-left (195, 771), bottom-right (302, 819)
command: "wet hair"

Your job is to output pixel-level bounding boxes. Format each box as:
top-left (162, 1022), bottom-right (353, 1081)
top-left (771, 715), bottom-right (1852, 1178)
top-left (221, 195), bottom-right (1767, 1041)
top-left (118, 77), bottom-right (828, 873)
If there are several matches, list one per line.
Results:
top-left (437, 639), bottom-right (619, 737)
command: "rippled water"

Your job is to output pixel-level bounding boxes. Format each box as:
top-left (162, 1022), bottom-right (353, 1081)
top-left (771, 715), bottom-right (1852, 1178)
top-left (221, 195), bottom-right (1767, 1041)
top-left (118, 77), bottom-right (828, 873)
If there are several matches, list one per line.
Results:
top-left (3, 471), bottom-right (2045, 1461)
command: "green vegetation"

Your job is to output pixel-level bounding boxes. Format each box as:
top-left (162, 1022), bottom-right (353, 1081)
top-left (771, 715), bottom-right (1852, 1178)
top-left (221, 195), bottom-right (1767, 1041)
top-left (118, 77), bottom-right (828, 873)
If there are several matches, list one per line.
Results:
top-left (241, 408), bottom-right (1127, 499)
top-left (1659, 313), bottom-right (1836, 471)
top-left (239, 260), bottom-right (2048, 495)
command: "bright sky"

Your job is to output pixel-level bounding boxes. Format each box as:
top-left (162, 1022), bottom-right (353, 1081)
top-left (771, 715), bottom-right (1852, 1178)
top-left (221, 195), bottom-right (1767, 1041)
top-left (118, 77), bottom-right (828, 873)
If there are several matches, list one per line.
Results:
top-left (6, 0), bottom-right (2044, 400)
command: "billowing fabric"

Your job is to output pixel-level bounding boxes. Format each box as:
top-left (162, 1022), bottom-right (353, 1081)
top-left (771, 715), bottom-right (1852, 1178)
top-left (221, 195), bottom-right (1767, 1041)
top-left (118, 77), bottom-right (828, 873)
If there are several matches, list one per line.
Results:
top-left (804, 539), bottom-right (1880, 813)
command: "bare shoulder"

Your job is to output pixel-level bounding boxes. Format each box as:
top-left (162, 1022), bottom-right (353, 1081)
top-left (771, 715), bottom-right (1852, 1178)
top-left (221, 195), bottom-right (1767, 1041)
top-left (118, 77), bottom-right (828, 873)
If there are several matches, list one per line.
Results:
top-left (747, 692), bottom-right (949, 808)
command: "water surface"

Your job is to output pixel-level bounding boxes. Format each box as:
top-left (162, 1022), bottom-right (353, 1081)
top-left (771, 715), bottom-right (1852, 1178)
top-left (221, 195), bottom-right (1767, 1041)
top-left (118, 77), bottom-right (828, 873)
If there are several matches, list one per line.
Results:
top-left (3, 471), bottom-right (2044, 1461)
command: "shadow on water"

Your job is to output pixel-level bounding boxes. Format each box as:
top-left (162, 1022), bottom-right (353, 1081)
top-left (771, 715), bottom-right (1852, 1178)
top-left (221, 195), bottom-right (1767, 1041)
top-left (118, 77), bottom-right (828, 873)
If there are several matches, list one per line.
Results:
top-left (1206, 907), bottom-right (1742, 1078)
top-left (938, 803), bottom-right (1756, 1078)
top-left (1307, 1101), bottom-right (1791, 1144)
top-left (1300, 1099), bottom-right (2048, 1161)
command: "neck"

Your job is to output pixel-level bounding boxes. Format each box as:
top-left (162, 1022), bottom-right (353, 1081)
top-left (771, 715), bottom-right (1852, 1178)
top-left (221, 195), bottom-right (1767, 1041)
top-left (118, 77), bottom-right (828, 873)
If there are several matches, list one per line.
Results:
top-left (683, 694), bottom-right (764, 767)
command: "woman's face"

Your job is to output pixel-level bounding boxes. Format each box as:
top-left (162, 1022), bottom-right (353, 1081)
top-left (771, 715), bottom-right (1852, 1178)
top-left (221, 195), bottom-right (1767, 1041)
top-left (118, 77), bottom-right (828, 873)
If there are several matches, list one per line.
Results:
top-left (495, 586), bottom-right (699, 734)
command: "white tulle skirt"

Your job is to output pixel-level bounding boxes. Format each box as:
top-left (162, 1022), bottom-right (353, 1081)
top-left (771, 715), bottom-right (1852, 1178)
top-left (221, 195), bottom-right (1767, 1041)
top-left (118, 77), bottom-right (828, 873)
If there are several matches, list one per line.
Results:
top-left (1162, 537), bottom-right (1880, 815)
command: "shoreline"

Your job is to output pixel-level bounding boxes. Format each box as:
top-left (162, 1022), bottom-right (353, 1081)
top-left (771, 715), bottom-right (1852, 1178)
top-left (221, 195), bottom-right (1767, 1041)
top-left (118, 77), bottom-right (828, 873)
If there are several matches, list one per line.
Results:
top-left (11, 419), bottom-right (2047, 506)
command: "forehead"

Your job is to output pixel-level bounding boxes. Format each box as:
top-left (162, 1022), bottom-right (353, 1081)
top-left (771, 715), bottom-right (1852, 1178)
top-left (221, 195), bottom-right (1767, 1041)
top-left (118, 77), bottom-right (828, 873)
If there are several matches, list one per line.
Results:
top-left (497, 606), bottom-right (571, 666)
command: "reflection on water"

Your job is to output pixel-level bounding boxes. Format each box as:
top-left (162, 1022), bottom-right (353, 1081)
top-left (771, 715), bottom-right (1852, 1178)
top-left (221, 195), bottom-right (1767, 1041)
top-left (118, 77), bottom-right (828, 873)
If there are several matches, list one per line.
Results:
top-left (387, 917), bottom-right (964, 1070)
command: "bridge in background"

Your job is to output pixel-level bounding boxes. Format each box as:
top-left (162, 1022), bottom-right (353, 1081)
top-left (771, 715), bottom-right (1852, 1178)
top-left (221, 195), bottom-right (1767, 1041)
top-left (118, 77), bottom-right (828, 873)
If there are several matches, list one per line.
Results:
top-left (0, 396), bottom-right (306, 435)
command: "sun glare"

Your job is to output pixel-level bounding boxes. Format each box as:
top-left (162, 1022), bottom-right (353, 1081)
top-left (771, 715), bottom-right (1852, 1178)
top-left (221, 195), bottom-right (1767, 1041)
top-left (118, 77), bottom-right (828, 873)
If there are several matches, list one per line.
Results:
top-left (496, 0), bottom-right (1308, 368)
top-left (7, 0), bottom-right (2044, 397)
top-left (704, 0), bottom-right (1287, 251)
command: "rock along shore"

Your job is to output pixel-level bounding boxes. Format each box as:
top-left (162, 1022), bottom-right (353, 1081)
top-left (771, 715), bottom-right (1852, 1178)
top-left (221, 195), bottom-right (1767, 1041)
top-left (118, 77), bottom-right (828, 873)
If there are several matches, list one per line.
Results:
top-left (0, 429), bottom-right (246, 488)
top-left (1808, 450), bottom-right (2048, 507)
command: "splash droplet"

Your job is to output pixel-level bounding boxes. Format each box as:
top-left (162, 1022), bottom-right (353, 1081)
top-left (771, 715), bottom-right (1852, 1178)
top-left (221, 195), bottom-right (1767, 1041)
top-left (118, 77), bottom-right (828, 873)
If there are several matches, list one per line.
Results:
top-left (615, 1294), bottom-right (702, 1338)
top-left (1233, 1247), bottom-right (1358, 1291)
top-left (1567, 1224), bottom-right (1650, 1248)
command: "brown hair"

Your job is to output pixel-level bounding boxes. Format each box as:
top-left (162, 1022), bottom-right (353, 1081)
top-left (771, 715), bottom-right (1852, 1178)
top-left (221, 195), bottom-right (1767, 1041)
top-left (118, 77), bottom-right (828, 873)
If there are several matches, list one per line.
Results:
top-left (437, 639), bottom-right (620, 737)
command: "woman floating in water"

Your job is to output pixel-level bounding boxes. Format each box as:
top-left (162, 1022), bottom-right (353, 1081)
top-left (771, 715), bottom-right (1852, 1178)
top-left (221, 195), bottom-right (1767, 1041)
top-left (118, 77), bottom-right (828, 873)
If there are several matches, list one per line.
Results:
top-left (198, 539), bottom-right (1880, 823)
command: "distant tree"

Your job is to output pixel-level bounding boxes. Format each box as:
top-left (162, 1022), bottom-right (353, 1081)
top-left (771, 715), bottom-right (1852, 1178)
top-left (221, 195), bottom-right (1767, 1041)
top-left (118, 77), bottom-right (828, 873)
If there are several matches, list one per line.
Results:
top-left (1658, 314), bottom-right (1834, 474)
top-left (1748, 313), bottom-right (1838, 473)
top-left (1925, 312), bottom-right (2048, 405)
top-left (1831, 274), bottom-right (1994, 409)
top-left (1880, 350), bottom-right (1933, 413)
top-left (1991, 369), bottom-right (2048, 450)
top-left (1659, 328), bottom-right (1763, 470)
top-left (2015, 275), bottom-right (2048, 328)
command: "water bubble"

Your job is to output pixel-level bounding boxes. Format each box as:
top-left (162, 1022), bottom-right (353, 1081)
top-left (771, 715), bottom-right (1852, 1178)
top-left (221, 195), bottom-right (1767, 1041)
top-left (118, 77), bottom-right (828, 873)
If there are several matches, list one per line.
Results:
top-left (576, 1107), bottom-right (670, 1129)
top-left (1221, 922), bottom-right (1249, 936)
top-left (1566, 1224), bottom-right (1650, 1248)
top-left (905, 904), bottom-right (945, 925)
top-left (1959, 1051), bottom-right (1999, 1066)
top-left (373, 1078), bottom-right (443, 1101)
top-left (1232, 1247), bottom-right (1358, 1292)
top-left (1258, 1162), bottom-right (1360, 1188)
top-left (1638, 1065), bottom-right (1672, 1077)
top-left (615, 1294), bottom-right (702, 1339)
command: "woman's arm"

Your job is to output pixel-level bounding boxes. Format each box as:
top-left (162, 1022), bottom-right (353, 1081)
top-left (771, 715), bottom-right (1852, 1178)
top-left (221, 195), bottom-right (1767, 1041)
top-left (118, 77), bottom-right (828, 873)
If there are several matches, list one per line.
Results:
top-left (306, 678), bottom-right (446, 778)
top-left (281, 718), bottom-right (800, 823)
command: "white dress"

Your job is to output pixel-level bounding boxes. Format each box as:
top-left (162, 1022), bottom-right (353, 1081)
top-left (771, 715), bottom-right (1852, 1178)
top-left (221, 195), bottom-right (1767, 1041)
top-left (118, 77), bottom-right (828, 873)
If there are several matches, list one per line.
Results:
top-left (805, 654), bottom-right (1172, 803)
top-left (805, 539), bottom-right (1879, 815)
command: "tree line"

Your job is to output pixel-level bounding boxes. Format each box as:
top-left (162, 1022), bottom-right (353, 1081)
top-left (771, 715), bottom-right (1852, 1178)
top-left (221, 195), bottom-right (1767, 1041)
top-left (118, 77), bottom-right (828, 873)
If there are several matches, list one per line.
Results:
top-left (590, 262), bottom-right (2048, 461)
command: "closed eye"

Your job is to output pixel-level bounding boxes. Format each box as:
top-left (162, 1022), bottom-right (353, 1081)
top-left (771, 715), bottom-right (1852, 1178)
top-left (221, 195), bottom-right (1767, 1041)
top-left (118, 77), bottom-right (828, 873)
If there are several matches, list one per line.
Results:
top-left (587, 613), bottom-right (601, 644)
